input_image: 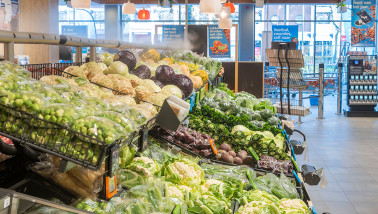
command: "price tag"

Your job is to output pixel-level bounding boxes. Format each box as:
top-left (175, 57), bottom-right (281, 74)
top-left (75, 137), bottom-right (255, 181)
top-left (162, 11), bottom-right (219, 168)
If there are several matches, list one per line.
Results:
top-left (105, 175), bottom-right (117, 199)
top-left (209, 139), bottom-right (218, 155)
top-left (4, 197), bottom-right (10, 208)
top-left (291, 156), bottom-right (300, 172)
top-left (248, 147), bottom-right (259, 161)
top-left (139, 127), bottom-right (149, 152)
top-left (246, 169), bottom-right (257, 189)
top-left (109, 145), bottom-right (120, 176)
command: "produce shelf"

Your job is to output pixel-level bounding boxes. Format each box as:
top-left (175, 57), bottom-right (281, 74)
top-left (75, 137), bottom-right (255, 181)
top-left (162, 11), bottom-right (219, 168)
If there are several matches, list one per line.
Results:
top-left (0, 103), bottom-right (139, 170)
top-left (23, 63), bottom-right (162, 110)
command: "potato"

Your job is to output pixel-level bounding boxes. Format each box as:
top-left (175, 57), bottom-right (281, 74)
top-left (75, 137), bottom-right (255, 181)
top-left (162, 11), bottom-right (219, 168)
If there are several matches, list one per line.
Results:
top-left (237, 150), bottom-right (248, 160)
top-left (234, 157), bottom-right (243, 165)
top-left (221, 153), bottom-right (234, 164)
top-left (228, 151), bottom-right (236, 158)
top-left (220, 143), bottom-right (232, 152)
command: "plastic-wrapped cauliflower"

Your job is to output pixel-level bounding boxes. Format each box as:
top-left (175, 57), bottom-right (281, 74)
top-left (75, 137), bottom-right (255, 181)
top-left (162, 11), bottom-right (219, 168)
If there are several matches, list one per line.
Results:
top-left (144, 91), bottom-right (171, 108)
top-left (278, 199), bottom-right (310, 214)
top-left (63, 66), bottom-right (87, 78)
top-left (161, 157), bottom-right (204, 187)
top-left (134, 103), bottom-right (158, 119)
top-left (135, 85), bottom-right (154, 101)
top-left (90, 74), bottom-right (114, 89)
top-left (74, 77), bottom-right (90, 86)
top-left (123, 74), bottom-right (144, 88)
top-left (81, 62), bottom-right (104, 80)
top-left (236, 201), bottom-right (280, 214)
top-left (39, 75), bottom-right (61, 85)
top-left (105, 95), bottom-right (136, 107)
top-left (39, 75), bottom-right (70, 85)
top-left (128, 156), bottom-right (159, 177)
top-left (99, 88), bottom-right (114, 98)
top-left (112, 78), bottom-right (136, 96)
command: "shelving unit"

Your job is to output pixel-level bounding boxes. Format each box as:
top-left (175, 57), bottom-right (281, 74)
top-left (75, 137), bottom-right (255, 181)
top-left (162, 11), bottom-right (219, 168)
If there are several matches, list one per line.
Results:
top-left (345, 55), bottom-right (378, 117)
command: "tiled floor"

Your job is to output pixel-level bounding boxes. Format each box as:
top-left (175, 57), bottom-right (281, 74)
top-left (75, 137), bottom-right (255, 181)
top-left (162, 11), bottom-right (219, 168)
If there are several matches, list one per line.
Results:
top-left (292, 95), bottom-right (378, 214)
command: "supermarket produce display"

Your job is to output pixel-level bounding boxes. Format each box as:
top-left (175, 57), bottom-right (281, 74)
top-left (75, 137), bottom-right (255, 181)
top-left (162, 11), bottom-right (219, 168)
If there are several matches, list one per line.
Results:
top-left (0, 47), bottom-right (316, 214)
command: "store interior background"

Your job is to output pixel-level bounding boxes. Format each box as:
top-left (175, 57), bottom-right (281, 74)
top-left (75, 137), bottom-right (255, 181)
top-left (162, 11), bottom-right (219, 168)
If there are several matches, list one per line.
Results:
top-left (0, 1), bottom-right (377, 213)
top-left (0, 0), bottom-right (369, 119)
top-left (54, 0), bottom-right (371, 121)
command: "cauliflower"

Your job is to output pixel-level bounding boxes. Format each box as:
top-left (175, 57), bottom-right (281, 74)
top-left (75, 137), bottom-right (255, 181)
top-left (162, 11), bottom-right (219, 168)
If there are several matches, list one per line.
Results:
top-left (134, 103), bottom-right (158, 119)
top-left (123, 74), bottom-right (144, 87)
top-left (145, 91), bottom-right (171, 107)
top-left (110, 78), bottom-right (136, 96)
top-left (40, 75), bottom-right (59, 85)
top-left (166, 184), bottom-right (184, 199)
top-left (64, 66), bottom-right (87, 78)
top-left (65, 78), bottom-right (79, 86)
top-left (237, 201), bottom-right (269, 214)
top-left (201, 179), bottom-right (223, 192)
top-left (128, 157), bottom-right (159, 177)
top-left (85, 64), bottom-right (104, 80)
top-left (161, 158), bottom-right (204, 187)
top-left (105, 95), bottom-right (136, 107)
top-left (99, 88), bottom-right (114, 98)
top-left (278, 199), bottom-right (310, 213)
top-left (90, 74), bottom-right (114, 89)
top-left (135, 85), bottom-right (154, 101)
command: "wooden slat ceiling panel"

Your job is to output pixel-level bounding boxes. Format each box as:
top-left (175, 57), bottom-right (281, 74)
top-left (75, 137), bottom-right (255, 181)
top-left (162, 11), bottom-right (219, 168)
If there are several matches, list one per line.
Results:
top-left (93, 0), bottom-right (339, 4)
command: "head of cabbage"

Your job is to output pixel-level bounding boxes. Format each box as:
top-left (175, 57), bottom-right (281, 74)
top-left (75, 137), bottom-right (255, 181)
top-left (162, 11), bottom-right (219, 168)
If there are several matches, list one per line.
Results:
top-left (162, 85), bottom-right (182, 99)
top-left (104, 61), bottom-right (129, 76)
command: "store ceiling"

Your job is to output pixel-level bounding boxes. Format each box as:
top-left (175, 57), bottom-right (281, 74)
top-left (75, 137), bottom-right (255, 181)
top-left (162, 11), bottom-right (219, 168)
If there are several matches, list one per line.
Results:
top-left (92, 0), bottom-right (339, 4)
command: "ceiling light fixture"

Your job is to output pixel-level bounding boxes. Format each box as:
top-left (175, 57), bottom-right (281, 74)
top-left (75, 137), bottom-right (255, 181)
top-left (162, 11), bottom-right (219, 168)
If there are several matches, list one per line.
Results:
top-left (71, 0), bottom-right (91, 9)
top-left (199, 0), bottom-right (222, 14)
top-left (122, 0), bottom-right (136, 14)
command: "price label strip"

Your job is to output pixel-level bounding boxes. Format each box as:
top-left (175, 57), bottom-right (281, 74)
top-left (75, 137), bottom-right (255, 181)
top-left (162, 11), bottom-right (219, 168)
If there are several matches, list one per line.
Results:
top-left (209, 139), bottom-right (218, 155)
top-left (291, 145), bottom-right (297, 161)
top-left (291, 156), bottom-right (300, 172)
top-left (248, 147), bottom-right (259, 161)
top-left (246, 169), bottom-right (257, 189)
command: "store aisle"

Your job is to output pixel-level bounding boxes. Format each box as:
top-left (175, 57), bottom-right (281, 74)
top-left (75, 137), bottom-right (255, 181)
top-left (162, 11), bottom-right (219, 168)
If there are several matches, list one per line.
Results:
top-left (295, 115), bottom-right (378, 214)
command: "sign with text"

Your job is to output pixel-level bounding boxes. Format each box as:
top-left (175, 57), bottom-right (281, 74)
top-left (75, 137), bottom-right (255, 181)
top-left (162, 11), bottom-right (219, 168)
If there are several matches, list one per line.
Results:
top-left (162, 25), bottom-right (184, 42)
top-left (208, 25), bottom-right (230, 58)
top-left (62, 25), bottom-right (88, 38)
top-left (272, 25), bottom-right (299, 43)
top-left (352, 0), bottom-right (376, 47)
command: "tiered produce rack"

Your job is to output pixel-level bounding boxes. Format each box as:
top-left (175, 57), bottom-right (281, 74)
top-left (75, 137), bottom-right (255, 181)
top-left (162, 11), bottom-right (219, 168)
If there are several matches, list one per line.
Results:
top-left (0, 31), bottom-right (320, 214)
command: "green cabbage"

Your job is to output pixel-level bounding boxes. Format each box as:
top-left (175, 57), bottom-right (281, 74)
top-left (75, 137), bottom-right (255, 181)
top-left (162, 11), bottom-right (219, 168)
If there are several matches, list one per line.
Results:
top-left (100, 52), bottom-right (114, 66)
top-left (231, 125), bottom-right (252, 136)
top-left (162, 85), bottom-right (182, 99)
top-left (104, 61), bottom-right (129, 76)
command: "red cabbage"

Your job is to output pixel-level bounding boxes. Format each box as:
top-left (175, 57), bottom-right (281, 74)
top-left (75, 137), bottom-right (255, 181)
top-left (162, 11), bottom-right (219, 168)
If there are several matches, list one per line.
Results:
top-left (172, 74), bottom-right (193, 98)
top-left (155, 65), bottom-right (174, 84)
top-left (131, 65), bottom-right (151, 79)
top-left (114, 50), bottom-right (137, 71)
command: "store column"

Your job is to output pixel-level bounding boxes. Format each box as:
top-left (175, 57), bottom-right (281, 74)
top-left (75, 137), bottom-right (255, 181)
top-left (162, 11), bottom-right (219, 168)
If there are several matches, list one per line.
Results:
top-left (238, 4), bottom-right (255, 61)
top-left (105, 5), bottom-right (121, 41)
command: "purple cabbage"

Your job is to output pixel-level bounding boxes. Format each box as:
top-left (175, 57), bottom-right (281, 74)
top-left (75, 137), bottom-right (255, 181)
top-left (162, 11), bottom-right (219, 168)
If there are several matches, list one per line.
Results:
top-left (155, 65), bottom-right (174, 84)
